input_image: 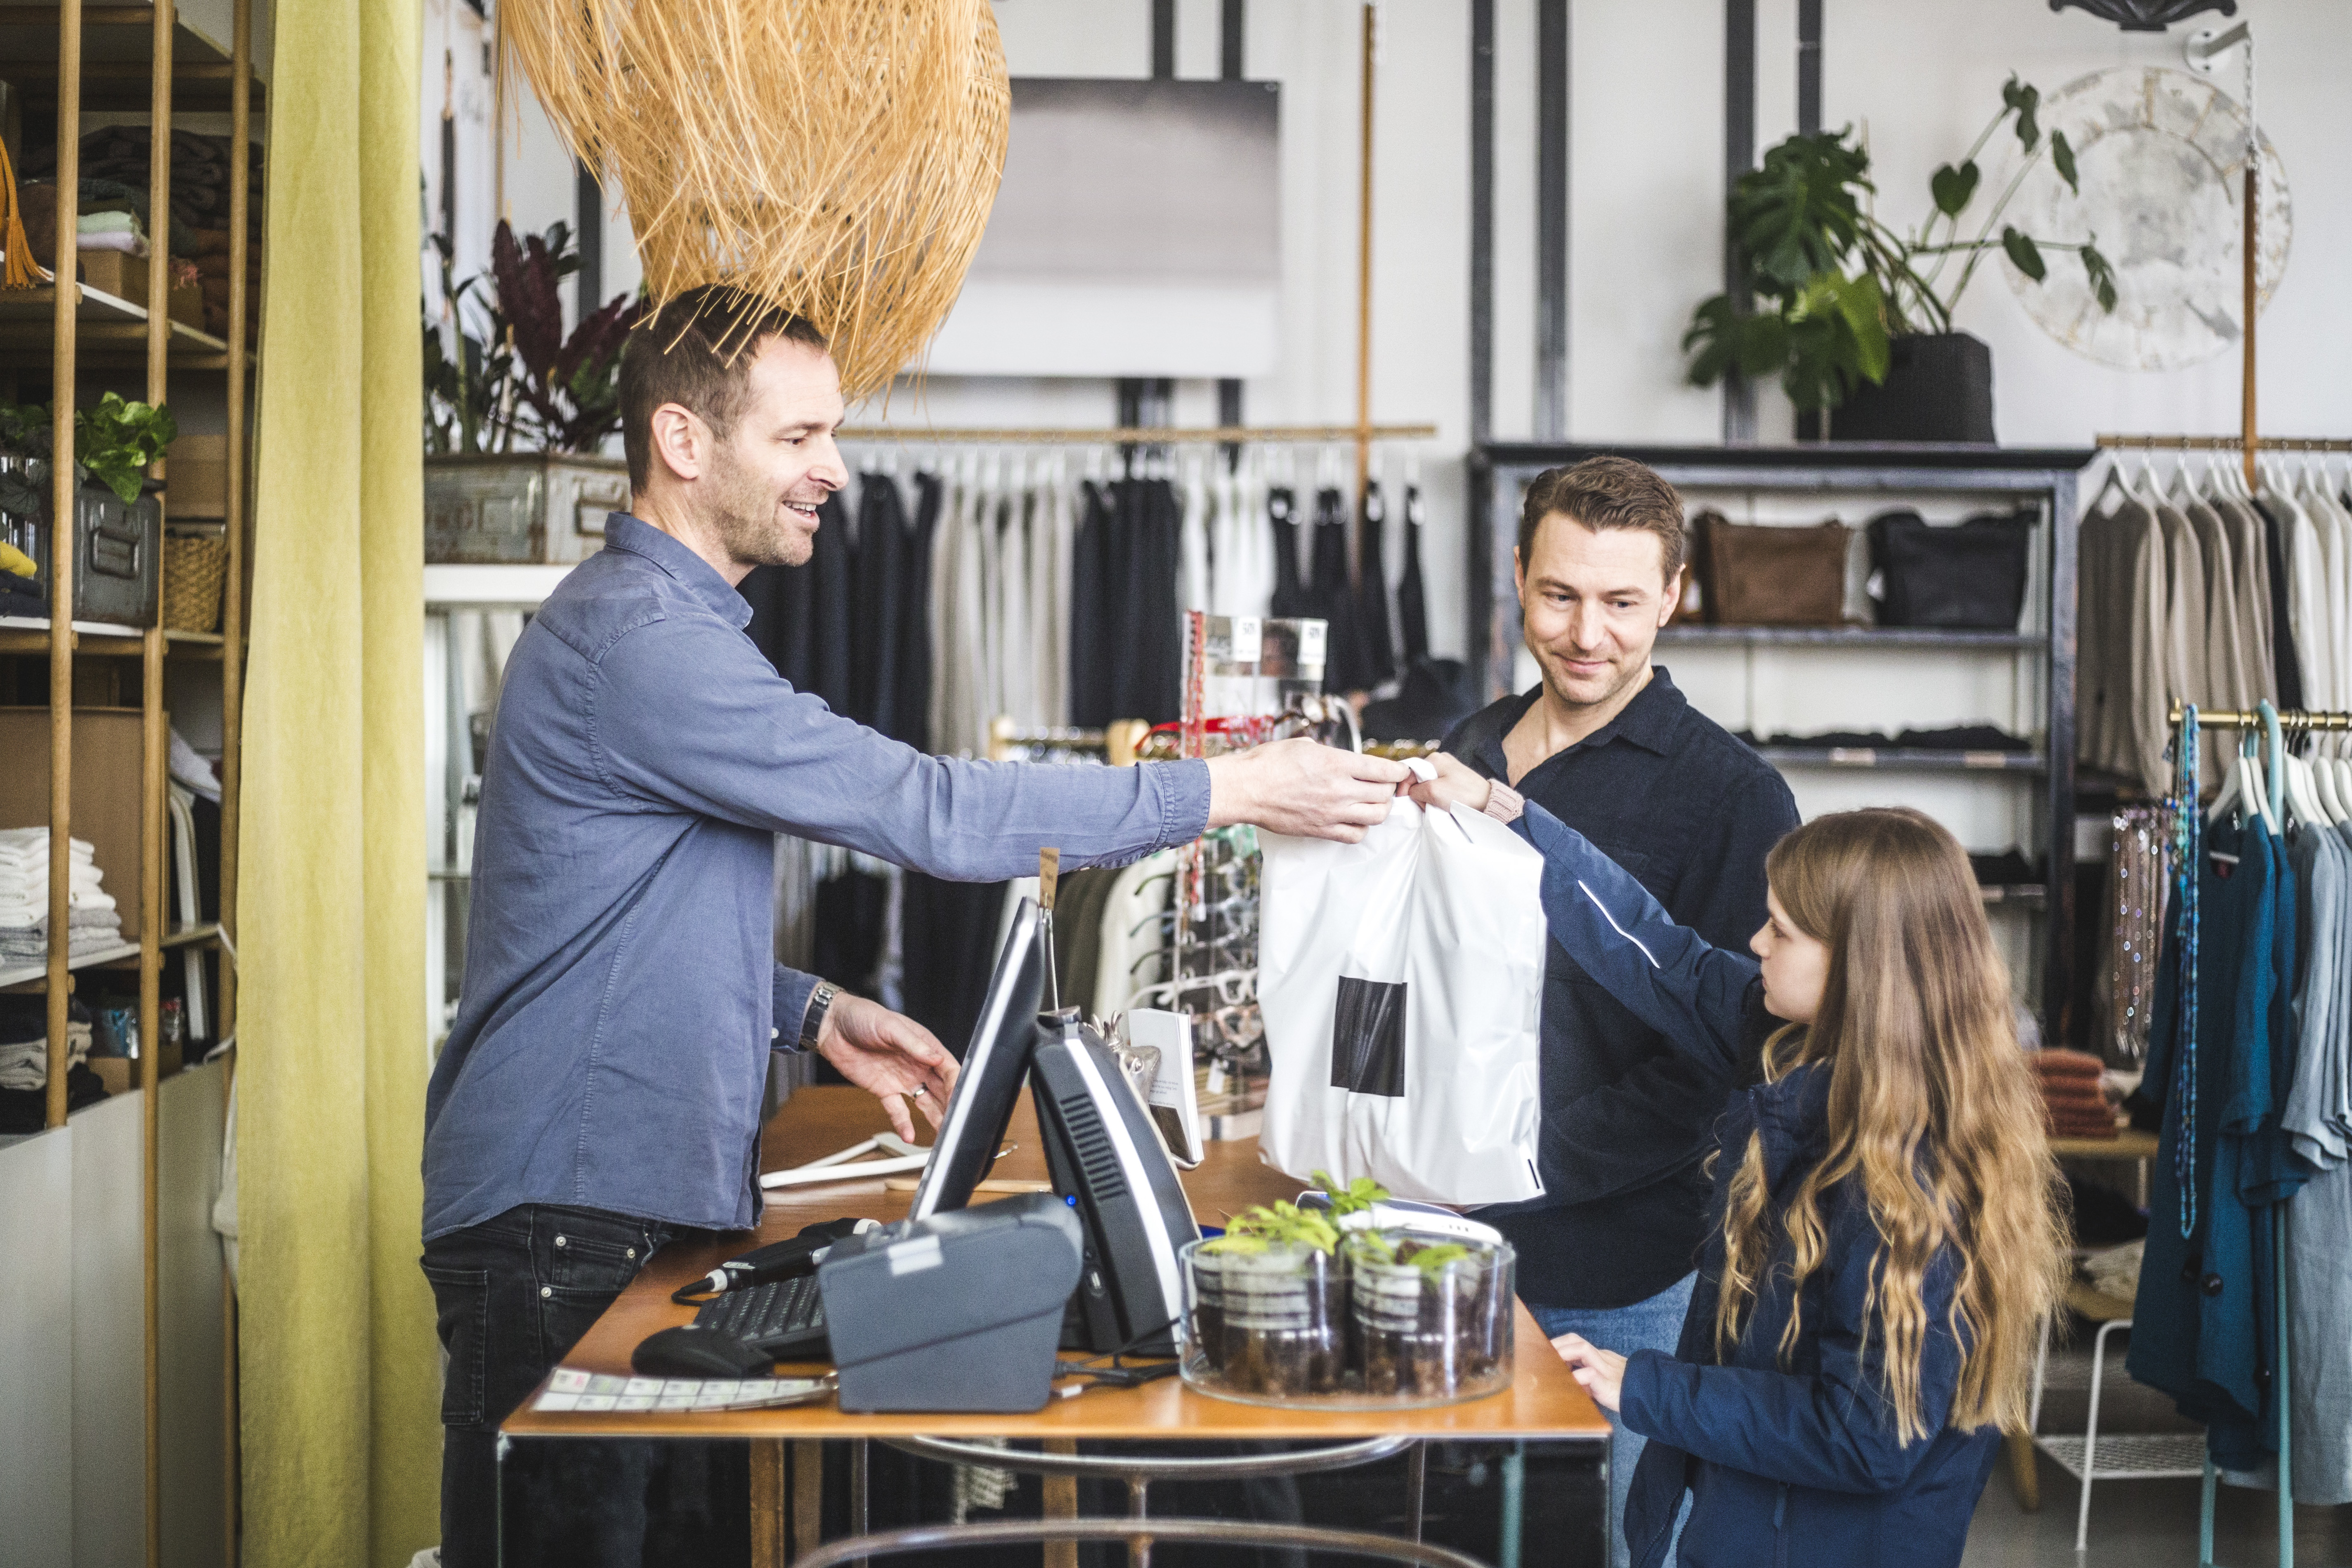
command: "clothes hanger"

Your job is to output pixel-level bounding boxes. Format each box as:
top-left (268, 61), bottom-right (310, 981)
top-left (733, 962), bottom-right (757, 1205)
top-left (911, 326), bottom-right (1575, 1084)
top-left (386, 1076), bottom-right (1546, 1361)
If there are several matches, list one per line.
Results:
top-left (2088, 458), bottom-right (2130, 517)
top-left (2300, 746), bottom-right (2347, 826)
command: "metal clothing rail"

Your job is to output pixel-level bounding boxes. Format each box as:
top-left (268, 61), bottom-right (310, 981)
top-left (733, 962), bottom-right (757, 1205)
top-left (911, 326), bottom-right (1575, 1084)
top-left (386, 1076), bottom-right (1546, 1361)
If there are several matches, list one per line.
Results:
top-left (2167, 700), bottom-right (2350, 1568)
top-left (2170, 706), bottom-right (2352, 732)
top-left (2100, 435), bottom-right (2352, 453)
top-left (834, 423), bottom-right (1438, 446)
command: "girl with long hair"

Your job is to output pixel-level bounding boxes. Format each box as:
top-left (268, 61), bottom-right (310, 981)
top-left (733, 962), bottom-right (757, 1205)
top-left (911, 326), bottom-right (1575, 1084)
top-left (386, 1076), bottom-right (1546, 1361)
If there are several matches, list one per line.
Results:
top-left (1411, 760), bottom-right (2067, 1568)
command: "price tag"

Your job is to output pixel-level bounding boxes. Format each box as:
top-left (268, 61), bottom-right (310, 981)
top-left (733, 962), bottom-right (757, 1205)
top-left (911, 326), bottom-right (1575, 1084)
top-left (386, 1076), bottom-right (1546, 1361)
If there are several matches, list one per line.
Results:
top-left (1296, 620), bottom-right (1328, 665)
top-left (1039, 848), bottom-right (1060, 912)
top-left (1230, 616), bottom-right (1263, 664)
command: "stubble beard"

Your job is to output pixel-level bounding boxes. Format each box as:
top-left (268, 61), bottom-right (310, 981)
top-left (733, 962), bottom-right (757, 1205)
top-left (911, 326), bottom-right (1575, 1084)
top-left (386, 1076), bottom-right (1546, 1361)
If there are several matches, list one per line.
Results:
top-left (704, 444), bottom-right (815, 569)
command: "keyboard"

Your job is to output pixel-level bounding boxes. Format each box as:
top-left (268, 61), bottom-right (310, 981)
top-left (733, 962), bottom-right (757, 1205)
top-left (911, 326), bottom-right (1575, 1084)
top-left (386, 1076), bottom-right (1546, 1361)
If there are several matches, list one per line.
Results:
top-left (693, 1273), bottom-right (829, 1359)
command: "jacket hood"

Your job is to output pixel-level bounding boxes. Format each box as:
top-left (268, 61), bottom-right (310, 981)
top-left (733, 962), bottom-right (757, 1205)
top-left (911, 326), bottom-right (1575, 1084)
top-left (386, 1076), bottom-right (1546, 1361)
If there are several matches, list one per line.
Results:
top-left (1747, 1058), bottom-right (1835, 1192)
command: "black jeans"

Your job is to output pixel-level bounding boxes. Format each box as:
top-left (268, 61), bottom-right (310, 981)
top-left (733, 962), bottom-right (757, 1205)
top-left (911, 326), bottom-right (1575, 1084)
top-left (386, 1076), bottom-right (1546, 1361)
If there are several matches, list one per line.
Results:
top-left (422, 1204), bottom-right (675, 1568)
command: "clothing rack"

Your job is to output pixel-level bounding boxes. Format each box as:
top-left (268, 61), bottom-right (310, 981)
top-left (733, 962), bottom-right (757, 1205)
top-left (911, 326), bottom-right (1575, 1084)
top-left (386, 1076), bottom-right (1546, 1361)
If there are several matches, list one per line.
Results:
top-left (2167, 701), bottom-right (2348, 1568)
top-left (835, 423), bottom-right (1438, 446)
top-left (2098, 436), bottom-right (2352, 454)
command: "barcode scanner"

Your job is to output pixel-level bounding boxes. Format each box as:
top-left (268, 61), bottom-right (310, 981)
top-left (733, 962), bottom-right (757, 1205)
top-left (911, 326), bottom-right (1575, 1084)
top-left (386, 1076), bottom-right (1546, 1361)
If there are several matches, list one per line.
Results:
top-left (673, 1216), bottom-right (878, 1304)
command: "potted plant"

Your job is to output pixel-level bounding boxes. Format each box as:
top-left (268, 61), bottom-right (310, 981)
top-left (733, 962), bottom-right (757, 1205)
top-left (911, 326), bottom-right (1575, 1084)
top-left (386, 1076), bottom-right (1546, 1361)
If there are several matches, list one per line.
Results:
top-left (1686, 76), bottom-right (2118, 442)
top-left (1184, 1197), bottom-right (1348, 1397)
top-left (0, 393), bottom-right (177, 626)
top-left (423, 219), bottom-right (643, 564)
top-left (1346, 1229), bottom-right (1514, 1400)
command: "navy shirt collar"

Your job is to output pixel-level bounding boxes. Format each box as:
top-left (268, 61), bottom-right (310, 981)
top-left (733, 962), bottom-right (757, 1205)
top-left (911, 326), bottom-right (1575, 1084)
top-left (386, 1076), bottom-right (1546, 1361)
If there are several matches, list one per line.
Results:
top-left (1473, 664), bottom-right (1689, 779)
top-left (603, 512), bottom-right (755, 630)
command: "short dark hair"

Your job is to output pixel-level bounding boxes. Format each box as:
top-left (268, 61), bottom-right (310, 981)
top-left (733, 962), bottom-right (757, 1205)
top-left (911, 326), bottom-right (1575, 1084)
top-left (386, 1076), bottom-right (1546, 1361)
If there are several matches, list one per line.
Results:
top-left (1516, 454), bottom-right (1686, 582)
top-left (619, 286), bottom-right (828, 490)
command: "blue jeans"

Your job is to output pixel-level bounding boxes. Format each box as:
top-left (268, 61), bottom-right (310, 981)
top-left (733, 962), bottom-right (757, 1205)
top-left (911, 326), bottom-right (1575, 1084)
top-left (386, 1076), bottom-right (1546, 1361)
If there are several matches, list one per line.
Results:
top-left (1531, 1273), bottom-right (1696, 1568)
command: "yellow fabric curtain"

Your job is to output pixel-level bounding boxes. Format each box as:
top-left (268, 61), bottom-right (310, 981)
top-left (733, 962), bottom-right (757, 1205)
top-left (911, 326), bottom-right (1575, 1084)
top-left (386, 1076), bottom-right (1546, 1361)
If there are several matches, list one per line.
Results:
top-left (236, 0), bottom-right (434, 1558)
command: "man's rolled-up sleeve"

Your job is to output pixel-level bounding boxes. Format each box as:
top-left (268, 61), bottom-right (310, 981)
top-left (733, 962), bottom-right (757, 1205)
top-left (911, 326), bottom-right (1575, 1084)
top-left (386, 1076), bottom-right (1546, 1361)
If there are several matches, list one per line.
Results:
top-left (773, 965), bottom-right (819, 1052)
top-left (590, 613), bottom-right (1211, 880)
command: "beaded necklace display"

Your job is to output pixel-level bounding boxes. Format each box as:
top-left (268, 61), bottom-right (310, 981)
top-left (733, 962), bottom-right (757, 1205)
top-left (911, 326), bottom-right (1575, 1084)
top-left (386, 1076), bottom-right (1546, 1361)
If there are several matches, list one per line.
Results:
top-left (2165, 707), bottom-right (2200, 1240)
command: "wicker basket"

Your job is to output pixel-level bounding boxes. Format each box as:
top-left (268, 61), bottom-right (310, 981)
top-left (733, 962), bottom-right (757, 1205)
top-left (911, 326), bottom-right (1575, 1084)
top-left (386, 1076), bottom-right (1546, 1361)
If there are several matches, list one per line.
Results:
top-left (162, 534), bottom-right (228, 633)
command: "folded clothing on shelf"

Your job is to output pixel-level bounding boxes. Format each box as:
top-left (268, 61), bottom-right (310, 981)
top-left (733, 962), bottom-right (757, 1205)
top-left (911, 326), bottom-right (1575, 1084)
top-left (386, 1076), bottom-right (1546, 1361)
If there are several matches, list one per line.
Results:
top-left (1969, 850), bottom-right (2046, 887)
top-left (0, 995), bottom-right (94, 1091)
top-left (2031, 1048), bottom-right (2118, 1139)
top-left (1734, 724), bottom-right (2033, 753)
top-left (0, 1064), bottom-right (108, 1131)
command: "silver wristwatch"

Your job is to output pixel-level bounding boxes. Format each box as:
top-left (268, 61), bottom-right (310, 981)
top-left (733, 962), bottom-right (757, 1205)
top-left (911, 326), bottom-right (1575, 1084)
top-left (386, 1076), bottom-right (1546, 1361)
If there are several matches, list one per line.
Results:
top-left (799, 981), bottom-right (839, 1050)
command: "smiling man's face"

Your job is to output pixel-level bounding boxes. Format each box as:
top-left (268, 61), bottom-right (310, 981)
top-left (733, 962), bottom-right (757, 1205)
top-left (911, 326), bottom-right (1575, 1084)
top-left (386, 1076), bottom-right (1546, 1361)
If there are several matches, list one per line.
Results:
top-left (694, 333), bottom-right (848, 571)
top-left (1514, 513), bottom-right (1679, 713)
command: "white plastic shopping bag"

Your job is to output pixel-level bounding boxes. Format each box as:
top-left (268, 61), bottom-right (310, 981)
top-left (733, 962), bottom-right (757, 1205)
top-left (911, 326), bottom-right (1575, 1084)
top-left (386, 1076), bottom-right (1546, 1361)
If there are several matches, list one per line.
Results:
top-left (1256, 777), bottom-right (1547, 1204)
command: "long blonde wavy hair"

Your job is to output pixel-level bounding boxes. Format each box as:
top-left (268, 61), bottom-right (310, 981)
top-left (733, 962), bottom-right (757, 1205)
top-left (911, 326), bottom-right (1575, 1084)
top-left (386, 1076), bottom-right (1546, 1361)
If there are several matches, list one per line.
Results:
top-left (1712, 808), bottom-right (2068, 1444)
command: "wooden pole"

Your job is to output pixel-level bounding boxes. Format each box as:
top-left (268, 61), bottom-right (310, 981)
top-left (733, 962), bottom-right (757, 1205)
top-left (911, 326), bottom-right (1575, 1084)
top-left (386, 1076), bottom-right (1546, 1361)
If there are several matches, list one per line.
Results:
top-left (45, 0), bottom-right (82, 1132)
top-left (142, 5), bottom-right (172, 1562)
top-left (1354, 1), bottom-right (1376, 527)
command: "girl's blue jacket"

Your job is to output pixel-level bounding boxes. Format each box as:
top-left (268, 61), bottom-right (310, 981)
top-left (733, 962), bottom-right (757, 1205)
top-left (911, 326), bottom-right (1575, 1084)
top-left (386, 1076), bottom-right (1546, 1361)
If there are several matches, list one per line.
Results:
top-left (1511, 801), bottom-right (2004, 1568)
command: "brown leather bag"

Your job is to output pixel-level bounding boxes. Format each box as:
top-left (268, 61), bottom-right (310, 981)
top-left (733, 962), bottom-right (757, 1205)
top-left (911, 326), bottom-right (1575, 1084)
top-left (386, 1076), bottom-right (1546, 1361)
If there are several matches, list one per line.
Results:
top-left (1693, 511), bottom-right (1852, 626)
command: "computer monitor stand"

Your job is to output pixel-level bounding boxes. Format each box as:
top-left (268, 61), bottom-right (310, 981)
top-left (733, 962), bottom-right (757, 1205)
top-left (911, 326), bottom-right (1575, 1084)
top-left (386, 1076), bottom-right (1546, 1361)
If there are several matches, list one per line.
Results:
top-left (1029, 1007), bottom-right (1200, 1357)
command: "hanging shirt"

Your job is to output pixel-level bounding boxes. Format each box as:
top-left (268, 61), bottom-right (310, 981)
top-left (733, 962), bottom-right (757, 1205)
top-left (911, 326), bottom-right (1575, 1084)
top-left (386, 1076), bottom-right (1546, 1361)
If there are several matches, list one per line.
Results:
top-left (1178, 463), bottom-right (1211, 616)
top-left (1356, 480), bottom-right (1397, 687)
top-left (892, 471), bottom-right (940, 752)
top-left (1397, 483), bottom-right (1430, 666)
top-left (2132, 811), bottom-right (2297, 1470)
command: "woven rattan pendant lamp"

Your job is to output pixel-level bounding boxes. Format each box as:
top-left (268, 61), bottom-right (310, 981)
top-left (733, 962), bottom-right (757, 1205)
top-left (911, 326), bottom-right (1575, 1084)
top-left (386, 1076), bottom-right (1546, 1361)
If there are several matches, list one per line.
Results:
top-left (502, 0), bottom-right (1010, 397)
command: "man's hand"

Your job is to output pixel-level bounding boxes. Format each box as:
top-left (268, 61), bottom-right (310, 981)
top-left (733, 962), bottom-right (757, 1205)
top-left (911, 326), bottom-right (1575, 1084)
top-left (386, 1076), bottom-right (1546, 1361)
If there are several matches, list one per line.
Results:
top-left (1205, 737), bottom-right (1412, 843)
top-left (814, 993), bottom-right (958, 1143)
top-left (1553, 1333), bottom-right (1627, 1413)
top-left (1405, 751), bottom-right (1495, 816)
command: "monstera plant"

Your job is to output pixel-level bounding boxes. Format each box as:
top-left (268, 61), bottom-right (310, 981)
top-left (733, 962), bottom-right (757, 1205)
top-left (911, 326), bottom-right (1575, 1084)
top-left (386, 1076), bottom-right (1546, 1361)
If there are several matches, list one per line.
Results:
top-left (1688, 76), bottom-right (2117, 432)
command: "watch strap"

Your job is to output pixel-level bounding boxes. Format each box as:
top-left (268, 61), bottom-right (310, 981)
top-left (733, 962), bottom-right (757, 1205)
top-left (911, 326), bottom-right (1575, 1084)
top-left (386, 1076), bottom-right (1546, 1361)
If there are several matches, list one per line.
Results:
top-left (1483, 780), bottom-right (1526, 825)
top-left (799, 981), bottom-right (838, 1051)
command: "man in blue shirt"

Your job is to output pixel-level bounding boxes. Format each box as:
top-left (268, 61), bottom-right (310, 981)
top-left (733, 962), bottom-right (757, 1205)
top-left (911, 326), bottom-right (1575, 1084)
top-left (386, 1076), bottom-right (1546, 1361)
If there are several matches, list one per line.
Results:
top-left (420, 288), bottom-right (1408, 1567)
top-left (1440, 456), bottom-right (1798, 1568)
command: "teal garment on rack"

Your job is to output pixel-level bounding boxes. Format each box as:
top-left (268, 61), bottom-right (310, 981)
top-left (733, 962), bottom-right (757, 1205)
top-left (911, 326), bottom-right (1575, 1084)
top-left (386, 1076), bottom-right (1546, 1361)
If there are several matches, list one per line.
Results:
top-left (2131, 811), bottom-right (2299, 1472)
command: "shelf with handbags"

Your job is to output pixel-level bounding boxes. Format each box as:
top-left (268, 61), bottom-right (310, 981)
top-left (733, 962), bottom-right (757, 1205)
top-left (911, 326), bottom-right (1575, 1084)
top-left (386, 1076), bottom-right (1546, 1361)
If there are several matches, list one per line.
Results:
top-left (1469, 442), bottom-right (2096, 1036)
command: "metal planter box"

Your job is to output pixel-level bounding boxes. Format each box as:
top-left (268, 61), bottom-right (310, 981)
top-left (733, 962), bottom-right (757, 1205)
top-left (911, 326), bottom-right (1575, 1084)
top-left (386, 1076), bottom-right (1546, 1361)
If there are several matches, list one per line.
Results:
top-left (424, 453), bottom-right (631, 565)
top-left (16, 481), bottom-right (163, 628)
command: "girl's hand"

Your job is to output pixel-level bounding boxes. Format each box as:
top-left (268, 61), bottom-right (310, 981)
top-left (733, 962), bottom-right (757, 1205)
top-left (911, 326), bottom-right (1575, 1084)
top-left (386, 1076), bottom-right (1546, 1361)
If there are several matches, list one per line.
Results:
top-left (1553, 1333), bottom-right (1627, 1413)
top-left (1404, 752), bottom-right (1494, 815)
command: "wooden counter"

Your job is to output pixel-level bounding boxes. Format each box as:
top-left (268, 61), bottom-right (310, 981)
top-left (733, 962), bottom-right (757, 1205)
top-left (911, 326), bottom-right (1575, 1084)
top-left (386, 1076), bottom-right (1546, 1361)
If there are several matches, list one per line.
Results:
top-left (504, 1085), bottom-right (1607, 1444)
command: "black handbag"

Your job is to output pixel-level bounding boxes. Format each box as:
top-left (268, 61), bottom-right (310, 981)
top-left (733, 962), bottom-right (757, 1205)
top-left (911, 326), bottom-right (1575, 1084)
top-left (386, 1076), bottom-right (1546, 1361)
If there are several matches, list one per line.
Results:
top-left (1866, 508), bottom-right (2035, 630)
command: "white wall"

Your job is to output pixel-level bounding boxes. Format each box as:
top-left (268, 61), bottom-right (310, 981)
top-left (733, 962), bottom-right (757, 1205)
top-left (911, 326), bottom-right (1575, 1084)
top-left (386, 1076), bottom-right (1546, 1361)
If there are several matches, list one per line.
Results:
top-left (458, 0), bottom-right (2352, 661)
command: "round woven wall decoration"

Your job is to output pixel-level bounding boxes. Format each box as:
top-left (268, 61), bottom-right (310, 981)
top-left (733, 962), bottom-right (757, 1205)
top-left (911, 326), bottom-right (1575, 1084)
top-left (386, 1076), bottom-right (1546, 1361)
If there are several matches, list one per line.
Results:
top-left (1999, 66), bottom-right (2289, 372)
top-left (503, 0), bottom-right (1010, 397)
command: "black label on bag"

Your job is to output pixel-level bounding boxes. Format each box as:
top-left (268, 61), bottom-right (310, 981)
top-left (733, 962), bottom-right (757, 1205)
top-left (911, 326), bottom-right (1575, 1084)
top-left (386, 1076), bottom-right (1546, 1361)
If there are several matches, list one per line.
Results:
top-left (1330, 977), bottom-right (1407, 1096)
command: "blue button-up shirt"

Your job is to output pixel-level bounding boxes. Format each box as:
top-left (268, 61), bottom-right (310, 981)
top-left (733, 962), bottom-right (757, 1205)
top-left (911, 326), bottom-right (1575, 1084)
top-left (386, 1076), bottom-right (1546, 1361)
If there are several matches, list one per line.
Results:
top-left (423, 514), bottom-right (1213, 1238)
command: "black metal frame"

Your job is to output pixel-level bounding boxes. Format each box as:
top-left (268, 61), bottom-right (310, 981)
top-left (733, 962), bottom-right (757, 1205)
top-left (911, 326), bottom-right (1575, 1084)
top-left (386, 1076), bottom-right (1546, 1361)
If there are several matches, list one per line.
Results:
top-left (1533, 0), bottom-right (1569, 442)
top-left (1467, 441), bottom-right (2095, 1036)
top-left (1721, 0), bottom-right (1757, 443)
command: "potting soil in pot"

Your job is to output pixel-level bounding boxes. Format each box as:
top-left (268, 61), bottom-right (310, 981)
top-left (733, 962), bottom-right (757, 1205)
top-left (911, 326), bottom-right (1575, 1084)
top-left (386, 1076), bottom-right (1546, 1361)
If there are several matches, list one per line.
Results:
top-left (1213, 1245), bottom-right (1346, 1397)
top-left (1351, 1238), bottom-right (1513, 1400)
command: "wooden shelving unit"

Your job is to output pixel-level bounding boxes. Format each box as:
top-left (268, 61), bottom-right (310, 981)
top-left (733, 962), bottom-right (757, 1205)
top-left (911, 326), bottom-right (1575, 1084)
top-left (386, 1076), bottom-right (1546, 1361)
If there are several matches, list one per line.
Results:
top-left (0, 0), bottom-right (258, 1562)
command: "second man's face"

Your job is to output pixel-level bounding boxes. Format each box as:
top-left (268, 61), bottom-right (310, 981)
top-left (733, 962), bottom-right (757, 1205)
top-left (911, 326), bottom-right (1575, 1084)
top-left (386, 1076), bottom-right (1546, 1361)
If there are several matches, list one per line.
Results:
top-left (1514, 515), bottom-right (1679, 712)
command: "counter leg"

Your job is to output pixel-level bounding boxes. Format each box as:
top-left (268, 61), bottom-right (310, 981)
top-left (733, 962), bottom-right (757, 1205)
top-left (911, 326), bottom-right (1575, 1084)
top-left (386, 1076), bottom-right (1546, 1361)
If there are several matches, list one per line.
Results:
top-left (852, 1439), bottom-right (871, 1568)
top-left (1406, 1443), bottom-right (1426, 1542)
top-left (751, 1438), bottom-right (788, 1568)
top-left (1043, 1438), bottom-right (1079, 1568)
top-left (1126, 1477), bottom-right (1153, 1568)
top-left (793, 1441), bottom-right (825, 1562)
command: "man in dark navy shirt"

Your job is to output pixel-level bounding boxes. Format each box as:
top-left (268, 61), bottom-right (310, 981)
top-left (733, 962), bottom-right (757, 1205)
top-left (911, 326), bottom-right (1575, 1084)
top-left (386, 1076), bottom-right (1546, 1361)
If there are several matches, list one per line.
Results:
top-left (1440, 456), bottom-right (1797, 1568)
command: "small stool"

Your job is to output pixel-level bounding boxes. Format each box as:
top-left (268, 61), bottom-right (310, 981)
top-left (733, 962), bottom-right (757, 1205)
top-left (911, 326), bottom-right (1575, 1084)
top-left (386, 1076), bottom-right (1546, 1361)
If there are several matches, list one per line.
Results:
top-left (2026, 1279), bottom-right (2208, 1552)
